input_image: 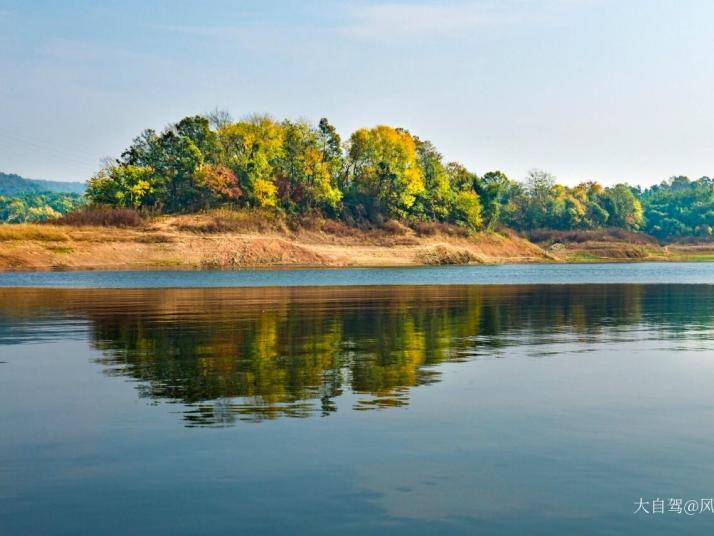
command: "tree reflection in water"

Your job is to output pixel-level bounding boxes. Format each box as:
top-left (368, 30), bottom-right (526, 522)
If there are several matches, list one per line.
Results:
top-left (1, 284), bottom-right (713, 426)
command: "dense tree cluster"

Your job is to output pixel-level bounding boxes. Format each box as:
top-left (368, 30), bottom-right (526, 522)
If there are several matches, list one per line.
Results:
top-left (641, 176), bottom-right (714, 240)
top-left (499, 170), bottom-right (644, 232)
top-left (84, 113), bottom-right (714, 240)
top-left (0, 192), bottom-right (83, 223)
top-left (86, 115), bottom-right (484, 229)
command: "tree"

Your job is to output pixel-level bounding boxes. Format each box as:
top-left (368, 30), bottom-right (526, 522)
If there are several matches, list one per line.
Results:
top-left (345, 125), bottom-right (425, 221)
top-left (0, 193), bottom-right (82, 223)
top-left (118, 119), bottom-right (207, 211)
top-left (75, 111), bottom-right (714, 243)
top-left (319, 117), bottom-right (345, 190)
top-left (516, 169), bottom-right (558, 229)
top-left (25, 206), bottom-right (61, 222)
top-left (86, 165), bottom-right (155, 209)
top-left (641, 176), bottom-right (714, 239)
top-left (219, 115), bottom-right (284, 209)
top-left (318, 118), bottom-right (343, 169)
top-left (572, 182), bottom-right (609, 229)
top-left (412, 139), bottom-right (452, 221)
top-left (205, 108), bottom-right (233, 130)
top-left (153, 132), bottom-right (204, 212)
top-left (119, 129), bottom-right (162, 168)
top-left (451, 191), bottom-right (482, 230)
top-left (556, 185), bottom-right (586, 229)
top-left (603, 183), bottom-right (644, 230)
top-left (193, 164), bottom-right (242, 207)
top-left (478, 171), bottom-right (512, 230)
top-left (275, 120), bottom-right (342, 214)
top-left (173, 115), bottom-right (223, 164)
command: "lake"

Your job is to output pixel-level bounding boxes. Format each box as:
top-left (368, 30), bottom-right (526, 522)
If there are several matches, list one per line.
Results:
top-left (1, 261), bottom-right (714, 287)
top-left (2, 265), bottom-right (714, 534)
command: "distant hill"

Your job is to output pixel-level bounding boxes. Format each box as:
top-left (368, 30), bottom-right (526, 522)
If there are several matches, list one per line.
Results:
top-left (0, 172), bottom-right (86, 196)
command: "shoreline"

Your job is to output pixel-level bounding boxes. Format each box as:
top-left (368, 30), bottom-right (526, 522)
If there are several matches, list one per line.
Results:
top-left (2, 256), bottom-right (714, 274)
top-left (1, 214), bottom-right (714, 272)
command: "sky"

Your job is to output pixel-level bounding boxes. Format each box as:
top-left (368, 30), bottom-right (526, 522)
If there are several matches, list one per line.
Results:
top-left (1, 0), bottom-right (713, 186)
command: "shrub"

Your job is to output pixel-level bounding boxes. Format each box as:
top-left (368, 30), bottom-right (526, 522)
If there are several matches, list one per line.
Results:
top-left (381, 219), bottom-right (410, 235)
top-left (56, 207), bottom-right (146, 227)
top-left (411, 221), bottom-right (469, 238)
top-left (417, 244), bottom-right (477, 265)
top-left (175, 209), bottom-right (287, 235)
top-left (527, 228), bottom-right (657, 245)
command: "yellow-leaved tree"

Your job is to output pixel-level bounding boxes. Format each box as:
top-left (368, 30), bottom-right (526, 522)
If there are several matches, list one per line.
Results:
top-left (218, 115), bottom-right (284, 209)
top-left (346, 125), bottom-right (425, 220)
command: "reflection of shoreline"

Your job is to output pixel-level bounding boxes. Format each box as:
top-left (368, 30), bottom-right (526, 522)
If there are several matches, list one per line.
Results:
top-left (1, 285), bottom-right (713, 426)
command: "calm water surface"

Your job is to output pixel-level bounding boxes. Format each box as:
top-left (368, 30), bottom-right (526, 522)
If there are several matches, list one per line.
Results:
top-left (1, 260), bottom-right (714, 287)
top-left (2, 269), bottom-right (714, 534)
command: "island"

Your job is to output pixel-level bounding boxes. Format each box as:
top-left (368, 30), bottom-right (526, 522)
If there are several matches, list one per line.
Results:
top-left (2, 113), bottom-right (713, 270)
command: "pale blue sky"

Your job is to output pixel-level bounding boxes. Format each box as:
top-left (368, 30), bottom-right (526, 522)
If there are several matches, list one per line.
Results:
top-left (1, 0), bottom-right (713, 186)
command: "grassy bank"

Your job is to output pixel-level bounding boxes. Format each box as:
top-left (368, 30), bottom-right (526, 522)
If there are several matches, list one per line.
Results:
top-left (0, 211), bottom-right (712, 271)
top-left (526, 228), bottom-right (714, 263)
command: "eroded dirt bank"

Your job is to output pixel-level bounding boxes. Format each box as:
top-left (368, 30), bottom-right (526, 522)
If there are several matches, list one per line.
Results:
top-left (0, 214), bottom-right (711, 271)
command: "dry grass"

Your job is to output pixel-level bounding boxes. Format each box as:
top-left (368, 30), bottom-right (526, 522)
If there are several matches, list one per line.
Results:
top-left (44, 245), bottom-right (74, 254)
top-left (289, 215), bottom-right (415, 241)
top-left (7, 212), bottom-right (672, 271)
top-left (381, 219), bottom-right (411, 235)
top-left (0, 225), bottom-right (70, 242)
top-left (175, 211), bottom-right (424, 248)
top-left (580, 245), bottom-right (650, 259)
top-left (417, 244), bottom-right (479, 265)
top-left (134, 234), bottom-right (175, 244)
top-left (411, 221), bottom-right (470, 238)
top-left (287, 215), bottom-right (366, 236)
top-left (320, 218), bottom-right (357, 236)
top-left (668, 236), bottom-right (714, 245)
top-left (0, 223), bottom-right (168, 245)
top-left (527, 228), bottom-right (657, 245)
top-left (201, 238), bottom-right (330, 268)
top-left (175, 209), bottom-right (289, 234)
top-left (56, 207), bottom-right (146, 228)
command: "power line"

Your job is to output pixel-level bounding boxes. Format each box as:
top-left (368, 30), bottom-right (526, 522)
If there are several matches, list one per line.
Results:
top-left (0, 133), bottom-right (99, 171)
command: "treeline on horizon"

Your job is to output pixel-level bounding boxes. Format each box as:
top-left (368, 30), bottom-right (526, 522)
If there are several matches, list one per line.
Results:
top-left (5, 111), bottom-right (714, 241)
top-left (0, 172), bottom-right (84, 223)
top-left (0, 192), bottom-right (83, 223)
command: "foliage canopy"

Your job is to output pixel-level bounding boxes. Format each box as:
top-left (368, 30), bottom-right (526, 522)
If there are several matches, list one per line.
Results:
top-left (45, 113), bottom-right (710, 241)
